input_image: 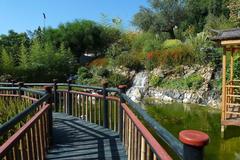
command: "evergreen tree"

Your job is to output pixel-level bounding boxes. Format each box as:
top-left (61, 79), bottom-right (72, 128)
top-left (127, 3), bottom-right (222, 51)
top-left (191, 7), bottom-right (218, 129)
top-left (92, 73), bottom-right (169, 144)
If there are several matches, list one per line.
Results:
top-left (29, 39), bottom-right (43, 67)
top-left (1, 49), bottom-right (14, 74)
top-left (18, 43), bottom-right (29, 69)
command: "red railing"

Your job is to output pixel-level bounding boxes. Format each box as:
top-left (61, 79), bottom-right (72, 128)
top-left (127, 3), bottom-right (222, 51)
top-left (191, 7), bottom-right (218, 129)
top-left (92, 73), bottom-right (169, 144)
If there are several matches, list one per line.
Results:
top-left (0, 104), bottom-right (50, 160)
top-left (0, 82), bottom-right (210, 160)
top-left (0, 86), bottom-right (52, 160)
top-left (121, 103), bottom-right (172, 160)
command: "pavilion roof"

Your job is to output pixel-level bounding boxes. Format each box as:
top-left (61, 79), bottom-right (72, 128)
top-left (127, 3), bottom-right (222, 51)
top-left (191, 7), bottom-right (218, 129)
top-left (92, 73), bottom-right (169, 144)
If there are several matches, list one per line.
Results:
top-left (211, 28), bottom-right (240, 41)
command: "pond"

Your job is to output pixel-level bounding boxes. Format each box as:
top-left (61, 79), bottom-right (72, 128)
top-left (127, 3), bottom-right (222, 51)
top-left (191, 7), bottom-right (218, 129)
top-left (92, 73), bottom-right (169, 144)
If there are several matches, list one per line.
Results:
top-left (145, 102), bottom-right (240, 160)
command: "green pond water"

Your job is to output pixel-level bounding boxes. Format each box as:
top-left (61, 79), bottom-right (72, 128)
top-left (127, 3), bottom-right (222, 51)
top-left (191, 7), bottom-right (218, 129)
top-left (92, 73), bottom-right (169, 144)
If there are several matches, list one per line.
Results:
top-left (145, 102), bottom-right (240, 160)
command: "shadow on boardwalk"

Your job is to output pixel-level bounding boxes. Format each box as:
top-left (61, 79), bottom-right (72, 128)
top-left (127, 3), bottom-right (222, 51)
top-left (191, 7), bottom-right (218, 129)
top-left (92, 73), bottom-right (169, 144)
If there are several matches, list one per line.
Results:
top-left (46, 113), bottom-right (127, 160)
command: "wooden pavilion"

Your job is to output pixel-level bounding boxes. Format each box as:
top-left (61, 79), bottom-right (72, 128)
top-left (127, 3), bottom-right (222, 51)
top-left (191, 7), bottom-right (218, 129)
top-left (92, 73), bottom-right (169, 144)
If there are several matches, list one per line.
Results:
top-left (211, 28), bottom-right (240, 132)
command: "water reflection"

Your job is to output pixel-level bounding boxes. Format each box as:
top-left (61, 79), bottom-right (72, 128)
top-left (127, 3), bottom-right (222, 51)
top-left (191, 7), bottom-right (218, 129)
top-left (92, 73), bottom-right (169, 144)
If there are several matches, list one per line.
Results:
top-left (145, 102), bottom-right (240, 160)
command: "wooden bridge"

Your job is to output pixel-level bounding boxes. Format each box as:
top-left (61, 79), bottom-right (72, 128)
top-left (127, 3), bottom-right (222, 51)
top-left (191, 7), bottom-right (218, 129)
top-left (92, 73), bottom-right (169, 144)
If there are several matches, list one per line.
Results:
top-left (0, 81), bottom-right (209, 160)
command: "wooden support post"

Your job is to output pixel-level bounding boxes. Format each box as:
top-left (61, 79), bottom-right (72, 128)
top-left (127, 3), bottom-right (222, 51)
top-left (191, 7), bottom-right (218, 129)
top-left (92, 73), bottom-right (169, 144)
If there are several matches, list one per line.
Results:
top-left (11, 80), bottom-right (16, 94)
top-left (53, 79), bottom-right (59, 112)
top-left (18, 82), bottom-right (24, 98)
top-left (221, 47), bottom-right (227, 132)
top-left (67, 80), bottom-right (72, 115)
top-left (118, 85), bottom-right (127, 141)
top-left (45, 86), bottom-right (53, 147)
top-left (230, 49), bottom-right (234, 105)
top-left (179, 130), bottom-right (209, 160)
top-left (102, 80), bottom-right (109, 128)
top-left (230, 49), bottom-right (234, 81)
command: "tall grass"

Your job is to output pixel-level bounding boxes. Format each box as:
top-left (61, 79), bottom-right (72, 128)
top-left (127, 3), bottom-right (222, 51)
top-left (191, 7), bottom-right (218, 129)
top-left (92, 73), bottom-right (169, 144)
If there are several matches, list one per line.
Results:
top-left (0, 97), bottom-right (30, 144)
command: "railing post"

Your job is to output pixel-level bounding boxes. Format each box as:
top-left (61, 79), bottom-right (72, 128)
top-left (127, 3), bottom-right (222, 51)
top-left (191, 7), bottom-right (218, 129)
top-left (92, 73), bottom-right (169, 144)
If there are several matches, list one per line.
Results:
top-left (67, 80), bottom-right (72, 115)
top-left (11, 80), bottom-right (16, 94)
top-left (18, 82), bottom-right (24, 98)
top-left (102, 80), bottom-right (109, 128)
top-left (179, 130), bottom-right (209, 160)
top-left (45, 86), bottom-right (53, 146)
top-left (53, 79), bottom-right (59, 112)
top-left (118, 85), bottom-right (127, 141)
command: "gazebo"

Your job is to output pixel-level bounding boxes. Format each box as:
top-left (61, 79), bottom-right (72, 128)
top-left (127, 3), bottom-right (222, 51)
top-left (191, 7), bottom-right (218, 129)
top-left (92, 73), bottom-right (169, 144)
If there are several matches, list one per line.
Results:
top-left (211, 28), bottom-right (240, 133)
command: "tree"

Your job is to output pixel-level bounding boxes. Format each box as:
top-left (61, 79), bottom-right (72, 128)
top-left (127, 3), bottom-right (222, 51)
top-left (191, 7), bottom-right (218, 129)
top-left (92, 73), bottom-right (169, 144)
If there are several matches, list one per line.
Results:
top-left (18, 43), bottom-right (29, 69)
top-left (1, 49), bottom-right (14, 74)
top-left (228, 0), bottom-right (240, 26)
top-left (133, 0), bottom-right (185, 39)
top-left (183, 0), bottom-right (229, 32)
top-left (44, 20), bottom-right (121, 58)
top-left (0, 30), bottom-right (30, 63)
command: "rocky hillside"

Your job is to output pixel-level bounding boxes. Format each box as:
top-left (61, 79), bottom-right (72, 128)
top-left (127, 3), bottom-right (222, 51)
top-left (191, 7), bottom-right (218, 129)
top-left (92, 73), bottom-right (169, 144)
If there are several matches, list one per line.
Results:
top-left (116, 64), bottom-right (221, 108)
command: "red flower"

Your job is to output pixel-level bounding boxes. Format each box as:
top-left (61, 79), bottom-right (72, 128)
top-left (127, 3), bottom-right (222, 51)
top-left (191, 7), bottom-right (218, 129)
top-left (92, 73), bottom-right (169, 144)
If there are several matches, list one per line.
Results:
top-left (147, 52), bottom-right (153, 60)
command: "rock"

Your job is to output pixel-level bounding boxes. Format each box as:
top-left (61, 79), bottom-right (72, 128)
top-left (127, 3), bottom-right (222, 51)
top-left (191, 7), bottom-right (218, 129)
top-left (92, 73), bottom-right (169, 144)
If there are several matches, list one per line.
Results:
top-left (184, 69), bottom-right (196, 78)
top-left (112, 66), bottom-right (136, 81)
top-left (183, 92), bottom-right (192, 103)
top-left (162, 95), bottom-right (173, 102)
top-left (151, 67), bottom-right (165, 78)
top-left (126, 88), bottom-right (142, 102)
top-left (127, 64), bottom-right (220, 108)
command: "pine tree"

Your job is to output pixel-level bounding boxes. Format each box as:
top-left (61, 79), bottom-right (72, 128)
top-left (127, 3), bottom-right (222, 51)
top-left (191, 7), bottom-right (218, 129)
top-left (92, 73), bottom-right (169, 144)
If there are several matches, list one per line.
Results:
top-left (18, 43), bottom-right (29, 69)
top-left (1, 49), bottom-right (14, 73)
top-left (29, 39), bottom-right (42, 67)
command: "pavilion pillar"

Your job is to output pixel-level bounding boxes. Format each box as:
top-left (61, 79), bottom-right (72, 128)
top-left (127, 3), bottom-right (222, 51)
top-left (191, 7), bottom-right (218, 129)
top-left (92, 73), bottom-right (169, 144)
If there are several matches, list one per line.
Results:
top-left (230, 48), bottom-right (234, 81)
top-left (230, 48), bottom-right (234, 105)
top-left (221, 47), bottom-right (227, 134)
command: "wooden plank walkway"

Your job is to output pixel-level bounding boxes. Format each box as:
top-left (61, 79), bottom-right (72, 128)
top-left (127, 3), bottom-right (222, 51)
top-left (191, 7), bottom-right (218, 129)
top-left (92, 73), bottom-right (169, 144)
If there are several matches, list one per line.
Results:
top-left (46, 113), bottom-right (127, 160)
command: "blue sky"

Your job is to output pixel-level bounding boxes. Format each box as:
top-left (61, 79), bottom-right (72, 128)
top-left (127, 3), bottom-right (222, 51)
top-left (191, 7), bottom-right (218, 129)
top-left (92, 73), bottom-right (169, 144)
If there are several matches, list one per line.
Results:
top-left (0, 0), bottom-right (148, 34)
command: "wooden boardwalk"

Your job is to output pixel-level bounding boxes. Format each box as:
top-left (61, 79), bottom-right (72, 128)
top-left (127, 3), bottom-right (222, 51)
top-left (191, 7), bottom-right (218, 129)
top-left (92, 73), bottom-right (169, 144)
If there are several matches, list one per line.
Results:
top-left (46, 113), bottom-right (127, 160)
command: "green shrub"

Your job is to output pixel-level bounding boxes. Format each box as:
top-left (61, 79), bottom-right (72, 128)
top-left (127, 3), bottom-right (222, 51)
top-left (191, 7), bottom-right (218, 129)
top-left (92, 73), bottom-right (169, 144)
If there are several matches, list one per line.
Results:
top-left (132, 32), bottom-right (156, 52)
top-left (149, 74), bottom-right (163, 86)
top-left (108, 73), bottom-right (129, 87)
top-left (105, 32), bottom-right (134, 59)
top-left (160, 43), bottom-right (194, 66)
top-left (77, 67), bottom-right (93, 84)
top-left (162, 39), bottom-right (183, 49)
top-left (185, 32), bottom-right (220, 64)
top-left (115, 53), bottom-right (143, 71)
top-left (159, 74), bottom-right (204, 90)
top-left (97, 68), bottom-right (110, 77)
top-left (143, 39), bottom-right (162, 53)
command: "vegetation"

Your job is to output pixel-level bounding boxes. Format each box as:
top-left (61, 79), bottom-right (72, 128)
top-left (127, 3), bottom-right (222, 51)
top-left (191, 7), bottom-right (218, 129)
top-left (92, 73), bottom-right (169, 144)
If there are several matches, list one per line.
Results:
top-left (0, 20), bottom-right (121, 82)
top-left (150, 73), bottom-right (205, 90)
top-left (0, 0), bottom-right (239, 89)
top-left (76, 66), bottom-right (129, 87)
top-left (133, 0), bottom-right (185, 39)
top-left (0, 98), bottom-right (30, 143)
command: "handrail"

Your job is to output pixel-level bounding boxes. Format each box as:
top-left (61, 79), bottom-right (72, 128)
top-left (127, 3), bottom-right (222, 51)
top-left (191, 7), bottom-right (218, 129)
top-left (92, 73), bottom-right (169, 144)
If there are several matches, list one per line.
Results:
top-left (0, 82), bottom-right (12, 85)
top-left (0, 81), bottom-right (209, 160)
top-left (0, 93), bottom-right (49, 136)
top-left (21, 87), bottom-right (46, 95)
top-left (0, 86), bottom-right (52, 160)
top-left (0, 87), bottom-right (18, 90)
top-left (0, 104), bottom-right (50, 158)
top-left (122, 94), bottom-right (184, 158)
top-left (121, 103), bottom-right (172, 160)
top-left (11, 82), bottom-right (120, 93)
